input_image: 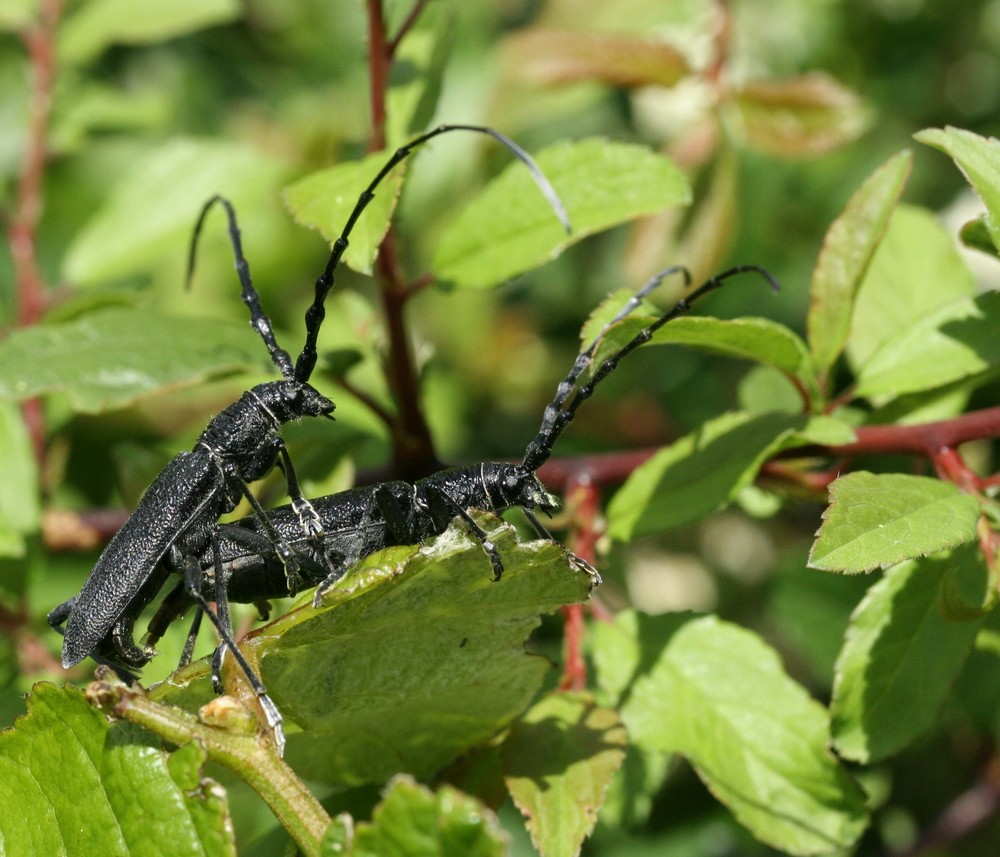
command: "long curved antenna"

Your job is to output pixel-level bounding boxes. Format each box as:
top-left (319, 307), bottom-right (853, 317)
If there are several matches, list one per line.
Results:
top-left (188, 195), bottom-right (296, 379)
top-left (293, 123), bottom-right (573, 383)
top-left (521, 265), bottom-right (781, 472)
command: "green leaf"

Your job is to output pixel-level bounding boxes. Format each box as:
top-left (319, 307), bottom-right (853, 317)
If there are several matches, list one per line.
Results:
top-left (350, 776), bottom-right (506, 857)
top-left (607, 411), bottom-right (854, 540)
top-left (809, 472), bottom-right (981, 573)
top-left (58, 0), bottom-right (241, 65)
top-left (433, 139), bottom-right (690, 288)
top-left (157, 516), bottom-right (594, 786)
top-left (593, 612), bottom-right (867, 855)
top-left (830, 547), bottom-right (987, 763)
top-left (0, 307), bottom-right (269, 412)
top-left (63, 138), bottom-right (289, 286)
top-left (730, 73), bottom-right (871, 157)
top-left (854, 291), bottom-right (1000, 400)
top-left (0, 0), bottom-right (36, 31)
top-left (0, 401), bottom-right (40, 557)
top-left (0, 683), bottom-right (234, 856)
top-left (282, 152), bottom-right (404, 276)
top-left (385, 7), bottom-right (455, 143)
top-left (847, 204), bottom-right (975, 370)
top-left (916, 126), bottom-right (1000, 253)
top-left (503, 692), bottom-right (627, 857)
top-left (807, 150), bottom-right (912, 373)
top-left (959, 215), bottom-right (1000, 256)
top-left (591, 311), bottom-right (819, 401)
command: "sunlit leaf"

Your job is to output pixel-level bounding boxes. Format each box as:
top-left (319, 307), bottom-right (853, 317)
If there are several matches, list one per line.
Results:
top-left (847, 204), bottom-right (974, 370)
top-left (0, 684), bottom-right (234, 856)
top-left (831, 547), bottom-right (987, 762)
top-left (916, 126), bottom-right (1000, 253)
top-left (283, 152), bottom-right (405, 276)
top-left (434, 139), bottom-right (690, 288)
top-left (807, 150), bottom-right (911, 373)
top-left (592, 612), bottom-right (867, 855)
top-left (351, 776), bottom-right (506, 857)
top-left (154, 516), bottom-right (594, 786)
top-left (0, 401), bottom-right (40, 557)
top-left (503, 693), bottom-right (626, 857)
top-left (854, 290), bottom-right (1000, 400)
top-left (608, 411), bottom-right (855, 539)
top-left (809, 472), bottom-right (981, 573)
top-left (63, 139), bottom-right (289, 286)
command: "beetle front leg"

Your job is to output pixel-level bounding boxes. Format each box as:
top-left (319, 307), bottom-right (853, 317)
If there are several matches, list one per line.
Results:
top-left (180, 554), bottom-right (286, 755)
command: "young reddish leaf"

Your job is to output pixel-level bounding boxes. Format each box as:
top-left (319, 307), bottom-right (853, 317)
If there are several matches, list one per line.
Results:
top-left (503, 692), bottom-right (626, 857)
top-left (916, 127), bottom-right (1000, 253)
top-left (730, 73), bottom-right (870, 157)
top-left (501, 29), bottom-right (688, 88)
top-left (809, 472), bottom-right (981, 573)
top-left (831, 547), bottom-right (987, 763)
top-left (806, 150), bottom-right (912, 374)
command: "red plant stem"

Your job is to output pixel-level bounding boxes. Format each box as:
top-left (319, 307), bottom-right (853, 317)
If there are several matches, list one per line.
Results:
top-left (9, 0), bottom-right (63, 467)
top-left (11, 0), bottom-right (62, 328)
top-left (365, 0), bottom-right (438, 478)
top-left (560, 476), bottom-right (602, 691)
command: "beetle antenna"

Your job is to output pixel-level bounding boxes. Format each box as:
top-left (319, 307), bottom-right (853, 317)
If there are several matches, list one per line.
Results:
top-left (188, 195), bottom-right (296, 379)
top-left (521, 265), bottom-right (780, 471)
top-left (292, 123), bottom-right (572, 383)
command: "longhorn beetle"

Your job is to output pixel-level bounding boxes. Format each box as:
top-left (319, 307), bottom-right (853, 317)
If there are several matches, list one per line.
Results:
top-left (49, 124), bottom-right (570, 752)
top-left (137, 263), bottom-right (779, 744)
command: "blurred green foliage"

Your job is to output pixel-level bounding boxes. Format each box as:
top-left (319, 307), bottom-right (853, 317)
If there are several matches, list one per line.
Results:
top-left (1, 1), bottom-right (1000, 855)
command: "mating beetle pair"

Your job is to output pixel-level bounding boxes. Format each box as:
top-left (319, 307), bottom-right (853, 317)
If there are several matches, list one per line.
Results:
top-left (49, 123), bottom-right (777, 753)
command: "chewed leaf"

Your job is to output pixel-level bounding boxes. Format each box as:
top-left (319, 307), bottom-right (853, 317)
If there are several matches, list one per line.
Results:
top-left (503, 692), bottom-right (627, 857)
top-left (154, 515), bottom-right (594, 786)
top-left (809, 472), bottom-right (981, 573)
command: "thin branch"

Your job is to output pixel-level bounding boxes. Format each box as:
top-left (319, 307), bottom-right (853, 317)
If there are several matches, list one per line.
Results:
top-left (365, 0), bottom-right (438, 478)
top-left (9, 0), bottom-right (64, 467)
